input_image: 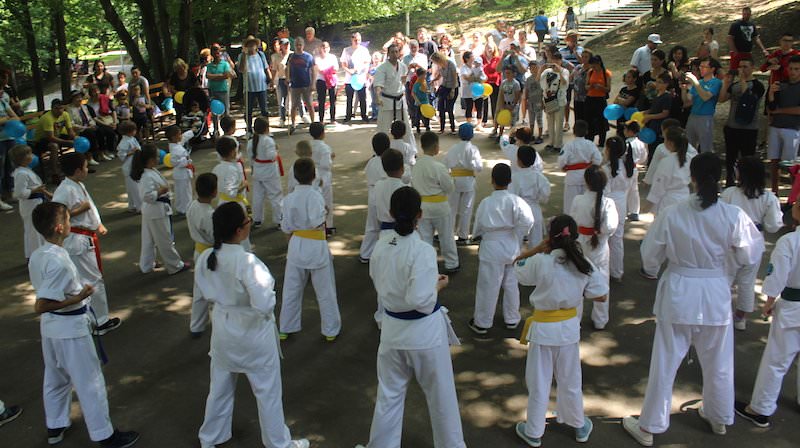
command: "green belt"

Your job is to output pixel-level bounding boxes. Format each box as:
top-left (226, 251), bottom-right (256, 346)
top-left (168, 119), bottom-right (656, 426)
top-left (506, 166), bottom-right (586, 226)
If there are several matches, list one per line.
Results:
top-left (782, 287), bottom-right (800, 302)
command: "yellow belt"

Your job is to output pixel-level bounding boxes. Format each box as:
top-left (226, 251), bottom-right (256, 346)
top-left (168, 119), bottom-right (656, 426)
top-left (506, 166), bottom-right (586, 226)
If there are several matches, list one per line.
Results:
top-left (450, 169), bottom-right (475, 177)
top-left (421, 194), bottom-right (448, 203)
top-left (219, 192), bottom-right (250, 206)
top-left (195, 242), bottom-right (212, 253)
top-left (519, 308), bottom-right (578, 345)
top-left (292, 229), bottom-right (326, 240)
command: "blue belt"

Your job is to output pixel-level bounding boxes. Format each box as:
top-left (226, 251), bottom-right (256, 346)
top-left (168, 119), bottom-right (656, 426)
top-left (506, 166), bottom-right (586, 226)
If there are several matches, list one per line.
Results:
top-left (782, 287), bottom-right (800, 302)
top-left (385, 303), bottom-right (441, 320)
top-left (755, 223), bottom-right (763, 232)
top-left (50, 305), bottom-right (87, 316)
top-left (50, 305), bottom-right (108, 365)
top-left (380, 221), bottom-right (395, 230)
top-left (156, 196), bottom-right (171, 204)
top-left (30, 192), bottom-right (49, 201)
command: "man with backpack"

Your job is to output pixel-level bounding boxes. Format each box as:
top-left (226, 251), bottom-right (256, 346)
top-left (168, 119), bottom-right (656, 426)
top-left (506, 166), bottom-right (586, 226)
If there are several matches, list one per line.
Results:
top-left (719, 57), bottom-right (765, 186)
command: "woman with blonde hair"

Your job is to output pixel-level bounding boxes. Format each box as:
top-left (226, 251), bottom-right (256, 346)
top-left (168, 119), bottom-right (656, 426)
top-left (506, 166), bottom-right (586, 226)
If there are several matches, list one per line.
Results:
top-left (483, 40), bottom-right (502, 128)
top-left (168, 57), bottom-right (198, 120)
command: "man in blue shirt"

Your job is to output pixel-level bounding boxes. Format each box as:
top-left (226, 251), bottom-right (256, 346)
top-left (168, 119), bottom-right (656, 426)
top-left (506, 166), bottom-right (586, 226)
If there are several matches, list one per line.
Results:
top-left (681, 58), bottom-right (723, 153)
top-left (287, 38), bottom-right (315, 134)
top-left (533, 10), bottom-right (549, 53)
top-left (206, 44), bottom-right (232, 137)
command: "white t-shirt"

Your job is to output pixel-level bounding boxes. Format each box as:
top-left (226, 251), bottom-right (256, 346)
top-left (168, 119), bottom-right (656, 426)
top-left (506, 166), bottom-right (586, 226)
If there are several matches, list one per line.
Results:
top-left (315, 53), bottom-right (339, 83)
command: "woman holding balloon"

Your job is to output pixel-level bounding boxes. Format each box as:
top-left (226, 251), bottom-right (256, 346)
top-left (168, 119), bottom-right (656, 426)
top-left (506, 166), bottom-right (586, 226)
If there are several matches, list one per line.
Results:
top-left (460, 51), bottom-right (487, 129)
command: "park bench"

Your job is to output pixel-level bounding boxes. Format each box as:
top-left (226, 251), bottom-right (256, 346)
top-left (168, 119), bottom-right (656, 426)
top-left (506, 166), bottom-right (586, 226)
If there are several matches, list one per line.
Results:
top-left (148, 81), bottom-right (176, 139)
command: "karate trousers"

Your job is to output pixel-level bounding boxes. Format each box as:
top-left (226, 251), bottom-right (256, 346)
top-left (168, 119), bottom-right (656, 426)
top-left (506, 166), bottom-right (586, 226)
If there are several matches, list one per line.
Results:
top-left (449, 190), bottom-right (475, 240)
top-left (639, 322), bottom-right (734, 433)
top-left (749, 311), bottom-right (800, 416)
top-left (68, 233), bottom-right (110, 326)
top-left (608, 194), bottom-right (627, 280)
top-left (473, 260), bottom-right (521, 328)
top-left (417, 214), bottom-right (460, 270)
top-left (19, 197), bottom-right (45, 258)
top-left (140, 216), bottom-right (184, 274)
top-left (627, 171), bottom-right (641, 215)
top-left (173, 178), bottom-right (192, 215)
top-left (366, 344), bottom-right (466, 448)
top-left (122, 165), bottom-right (141, 212)
top-left (43, 335), bottom-right (114, 441)
top-left (191, 249), bottom-right (210, 333)
top-left (279, 259), bottom-right (341, 337)
top-left (320, 173), bottom-right (334, 228)
top-left (252, 177), bottom-right (283, 226)
top-left (359, 201), bottom-right (380, 260)
top-left (729, 262), bottom-right (759, 313)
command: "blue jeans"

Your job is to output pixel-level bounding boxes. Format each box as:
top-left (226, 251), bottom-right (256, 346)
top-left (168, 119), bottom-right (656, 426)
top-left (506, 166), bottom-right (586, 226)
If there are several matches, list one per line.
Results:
top-left (245, 90), bottom-right (268, 131)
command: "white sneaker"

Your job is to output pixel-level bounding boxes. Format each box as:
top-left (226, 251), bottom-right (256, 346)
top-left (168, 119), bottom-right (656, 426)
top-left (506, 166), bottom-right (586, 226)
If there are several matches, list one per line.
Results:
top-left (302, 115), bottom-right (311, 124)
top-left (733, 318), bottom-right (746, 331)
top-left (0, 200), bottom-right (12, 211)
top-left (102, 153), bottom-right (113, 161)
top-left (88, 158), bottom-right (100, 166)
top-left (622, 416), bottom-right (653, 446)
top-left (290, 440), bottom-right (310, 448)
top-left (698, 406), bottom-right (726, 435)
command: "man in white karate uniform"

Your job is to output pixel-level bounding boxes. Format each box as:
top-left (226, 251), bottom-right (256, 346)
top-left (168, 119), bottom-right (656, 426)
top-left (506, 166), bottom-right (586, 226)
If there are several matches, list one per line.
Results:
top-left (373, 44), bottom-right (417, 153)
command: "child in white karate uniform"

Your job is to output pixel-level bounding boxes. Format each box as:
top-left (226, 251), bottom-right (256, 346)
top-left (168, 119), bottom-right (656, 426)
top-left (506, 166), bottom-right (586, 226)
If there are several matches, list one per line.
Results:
top-left (557, 120), bottom-right (603, 213)
top-left (116, 121), bottom-right (141, 213)
top-left (444, 123), bottom-right (483, 243)
top-left (643, 118), bottom-right (697, 186)
top-left (29, 202), bottom-right (139, 447)
top-left (468, 163), bottom-right (534, 335)
top-left (310, 123), bottom-right (336, 232)
top-left (734, 200), bottom-right (800, 428)
top-left (570, 165), bottom-right (618, 330)
top-left (131, 144), bottom-right (188, 275)
top-left (248, 117), bottom-right (283, 229)
top-left (166, 125), bottom-right (194, 215)
top-left (287, 141), bottom-right (322, 194)
top-left (53, 153), bottom-right (120, 335)
top-left (721, 156), bottom-right (782, 330)
top-left (11, 145), bottom-right (49, 258)
top-left (514, 215), bottom-right (608, 447)
top-left (187, 173), bottom-right (217, 336)
top-left (358, 133), bottom-right (389, 263)
top-left (509, 145), bottom-right (550, 247)
top-left (356, 186), bottom-right (465, 448)
top-left (279, 158), bottom-right (342, 341)
top-left (623, 122), bottom-right (647, 221)
top-left (411, 131), bottom-right (459, 273)
top-left (195, 202), bottom-right (309, 448)
top-left (213, 136), bottom-right (252, 251)
top-left (647, 127), bottom-right (693, 216)
top-left (623, 153), bottom-right (763, 446)
top-left (389, 120), bottom-right (416, 184)
top-left (500, 127), bottom-right (544, 180)
top-left (602, 136), bottom-right (635, 283)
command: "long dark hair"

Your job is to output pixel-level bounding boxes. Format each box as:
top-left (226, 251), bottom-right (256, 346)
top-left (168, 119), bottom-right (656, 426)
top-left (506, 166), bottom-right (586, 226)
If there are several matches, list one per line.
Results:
top-left (691, 152), bottom-right (721, 209)
top-left (668, 45), bottom-right (690, 68)
top-left (548, 215), bottom-right (593, 275)
top-left (584, 165), bottom-right (608, 249)
top-left (130, 143), bottom-right (158, 181)
top-left (207, 202), bottom-right (247, 271)
top-left (251, 116), bottom-right (269, 160)
top-left (737, 156), bottom-right (766, 200)
top-left (606, 136), bottom-right (632, 178)
top-left (665, 127), bottom-right (688, 167)
top-left (390, 186), bottom-right (421, 236)
top-left (588, 54), bottom-right (608, 87)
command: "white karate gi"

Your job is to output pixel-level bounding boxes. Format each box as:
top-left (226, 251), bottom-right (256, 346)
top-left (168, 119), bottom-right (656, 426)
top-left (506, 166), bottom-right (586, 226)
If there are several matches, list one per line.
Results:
top-left (638, 197), bottom-right (762, 433)
top-left (13, 166), bottom-right (46, 258)
top-left (213, 161), bottom-right (252, 251)
top-left (187, 200), bottom-right (214, 333)
top-left (749, 230), bottom-right (800, 415)
top-left (195, 244), bottom-right (296, 448)
top-left (366, 231), bottom-right (465, 448)
top-left (625, 137), bottom-right (647, 215)
top-left (509, 167), bottom-right (550, 246)
top-left (646, 152), bottom-right (691, 216)
top-left (52, 178), bottom-right (110, 325)
top-left (603, 161), bottom-right (635, 280)
top-left (117, 135), bottom-right (141, 212)
top-left (570, 191), bottom-right (618, 328)
top-left (374, 60), bottom-right (417, 154)
top-left (500, 136), bottom-right (544, 178)
top-left (412, 154), bottom-right (459, 269)
top-left (472, 190), bottom-right (534, 328)
top-left (444, 141), bottom-right (483, 239)
top-left (30, 242), bottom-right (114, 441)
top-left (138, 168), bottom-right (184, 274)
top-left (286, 164), bottom-right (321, 194)
top-left (515, 249), bottom-right (608, 439)
top-left (390, 139), bottom-right (416, 184)
top-left (644, 142), bottom-right (697, 185)
top-left (311, 139), bottom-right (335, 228)
top-left (359, 156), bottom-right (387, 260)
top-left (721, 187), bottom-right (781, 313)
top-left (557, 138), bottom-right (603, 213)
top-left (372, 176), bottom-right (406, 326)
top-left (248, 134), bottom-right (283, 226)
top-left (279, 185), bottom-right (341, 337)
top-left (169, 136), bottom-right (194, 215)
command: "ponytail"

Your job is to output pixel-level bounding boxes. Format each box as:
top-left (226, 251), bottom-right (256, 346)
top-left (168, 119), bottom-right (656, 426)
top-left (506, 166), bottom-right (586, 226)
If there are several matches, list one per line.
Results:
top-left (736, 156), bottom-right (766, 199)
top-left (605, 136), bottom-right (630, 179)
top-left (390, 186), bottom-right (421, 236)
top-left (624, 142), bottom-right (635, 178)
top-left (130, 143), bottom-right (157, 181)
top-left (665, 127), bottom-right (688, 167)
top-left (251, 116), bottom-right (269, 160)
top-left (207, 202), bottom-right (247, 271)
top-left (690, 152), bottom-right (721, 209)
top-left (584, 165), bottom-right (608, 249)
top-left (548, 215), bottom-right (593, 275)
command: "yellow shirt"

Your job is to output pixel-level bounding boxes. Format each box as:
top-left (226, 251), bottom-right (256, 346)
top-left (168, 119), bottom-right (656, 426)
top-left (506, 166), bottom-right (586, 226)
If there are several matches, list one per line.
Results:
top-left (34, 111), bottom-right (72, 142)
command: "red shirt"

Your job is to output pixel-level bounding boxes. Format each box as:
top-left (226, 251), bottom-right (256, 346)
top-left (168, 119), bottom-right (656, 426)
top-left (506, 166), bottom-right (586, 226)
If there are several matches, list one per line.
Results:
top-left (761, 49), bottom-right (800, 84)
top-left (483, 56), bottom-right (502, 86)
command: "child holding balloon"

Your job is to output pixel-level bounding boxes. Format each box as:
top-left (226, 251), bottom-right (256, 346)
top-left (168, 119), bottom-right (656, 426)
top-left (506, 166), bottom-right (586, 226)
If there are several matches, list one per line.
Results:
top-left (11, 144), bottom-right (49, 258)
top-left (411, 68), bottom-right (432, 133)
top-left (496, 67), bottom-right (521, 142)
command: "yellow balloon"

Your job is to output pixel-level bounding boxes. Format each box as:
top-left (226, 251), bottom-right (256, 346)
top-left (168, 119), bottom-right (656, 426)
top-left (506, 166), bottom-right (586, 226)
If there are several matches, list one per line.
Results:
top-left (482, 83), bottom-right (493, 97)
top-left (420, 104), bottom-right (435, 119)
top-left (630, 111), bottom-right (645, 125)
top-left (174, 91), bottom-right (185, 104)
top-left (163, 153), bottom-right (173, 168)
top-left (496, 109), bottom-right (512, 127)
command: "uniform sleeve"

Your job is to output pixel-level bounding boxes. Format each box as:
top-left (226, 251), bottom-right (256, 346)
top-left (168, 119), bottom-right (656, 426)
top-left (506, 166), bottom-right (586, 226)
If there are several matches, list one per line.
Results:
top-left (603, 198), bottom-right (619, 236)
top-left (140, 173), bottom-right (160, 204)
top-left (470, 145), bottom-right (483, 172)
top-left (437, 164), bottom-right (455, 195)
top-left (515, 254), bottom-right (544, 286)
top-left (51, 186), bottom-right (76, 209)
top-left (761, 192), bottom-right (783, 234)
top-left (584, 261), bottom-right (610, 299)
top-left (200, 213), bottom-right (215, 245)
top-left (591, 146), bottom-right (603, 165)
top-left (13, 171), bottom-right (32, 200)
top-left (243, 256), bottom-right (277, 316)
top-left (35, 259), bottom-right (81, 301)
top-left (762, 235), bottom-right (793, 297)
top-left (536, 174), bottom-right (551, 204)
top-left (641, 210), bottom-right (668, 274)
top-left (499, 137), bottom-right (516, 162)
top-left (514, 199), bottom-right (535, 240)
top-left (471, 200), bottom-right (487, 238)
top-left (373, 65), bottom-right (387, 89)
top-left (557, 147), bottom-right (569, 169)
top-left (731, 207), bottom-right (765, 267)
top-left (645, 158), bottom-right (670, 205)
top-left (406, 244), bottom-right (439, 314)
top-left (171, 147), bottom-right (190, 168)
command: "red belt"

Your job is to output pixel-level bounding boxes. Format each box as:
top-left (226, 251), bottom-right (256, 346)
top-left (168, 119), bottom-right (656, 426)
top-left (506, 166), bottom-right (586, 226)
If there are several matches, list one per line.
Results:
top-left (578, 226), bottom-right (596, 236)
top-left (70, 227), bottom-right (103, 273)
top-left (254, 155), bottom-right (285, 176)
top-left (564, 162), bottom-right (592, 171)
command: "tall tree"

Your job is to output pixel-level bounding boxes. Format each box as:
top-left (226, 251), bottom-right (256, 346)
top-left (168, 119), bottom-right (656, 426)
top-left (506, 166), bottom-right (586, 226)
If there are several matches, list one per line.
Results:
top-left (156, 0), bottom-right (174, 61)
top-left (51, 0), bottom-right (71, 100)
top-left (98, 0), bottom-right (150, 78)
top-left (137, 0), bottom-right (167, 80)
top-left (176, 0), bottom-right (193, 61)
top-left (247, 0), bottom-right (261, 36)
top-left (8, 0), bottom-right (44, 110)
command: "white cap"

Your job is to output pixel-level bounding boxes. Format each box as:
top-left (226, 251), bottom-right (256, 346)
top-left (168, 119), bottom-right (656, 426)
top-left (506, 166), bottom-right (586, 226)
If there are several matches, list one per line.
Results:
top-left (648, 33), bottom-right (663, 44)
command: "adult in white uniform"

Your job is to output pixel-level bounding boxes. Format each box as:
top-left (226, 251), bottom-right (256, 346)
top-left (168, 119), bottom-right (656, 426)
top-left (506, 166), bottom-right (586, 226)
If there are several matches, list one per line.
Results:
top-left (358, 186), bottom-right (465, 448)
top-left (373, 44), bottom-right (417, 153)
top-left (187, 173), bottom-right (217, 335)
top-left (358, 133), bottom-right (389, 262)
top-left (623, 153), bottom-right (763, 446)
top-left (11, 145), bottom-right (48, 258)
top-left (195, 202), bottom-right (309, 448)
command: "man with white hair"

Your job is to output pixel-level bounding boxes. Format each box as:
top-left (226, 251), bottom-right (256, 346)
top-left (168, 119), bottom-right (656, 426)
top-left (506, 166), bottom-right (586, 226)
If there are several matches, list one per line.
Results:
top-left (304, 26), bottom-right (322, 57)
top-left (631, 34), bottom-right (662, 74)
top-left (374, 44), bottom-right (416, 152)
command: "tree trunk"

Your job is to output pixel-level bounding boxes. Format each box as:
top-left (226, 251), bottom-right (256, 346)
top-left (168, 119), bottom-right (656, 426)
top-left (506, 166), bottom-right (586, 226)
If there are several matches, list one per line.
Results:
top-left (405, 10), bottom-right (410, 37)
top-left (651, 0), bottom-right (661, 16)
top-left (10, 0), bottom-right (45, 110)
top-left (51, 1), bottom-right (71, 100)
top-left (193, 19), bottom-right (208, 51)
top-left (47, 17), bottom-right (58, 77)
top-left (156, 0), bottom-right (175, 61)
top-left (137, 0), bottom-right (167, 81)
top-left (98, 0), bottom-right (150, 78)
top-left (247, 0), bottom-right (261, 36)
top-left (176, 0), bottom-right (193, 61)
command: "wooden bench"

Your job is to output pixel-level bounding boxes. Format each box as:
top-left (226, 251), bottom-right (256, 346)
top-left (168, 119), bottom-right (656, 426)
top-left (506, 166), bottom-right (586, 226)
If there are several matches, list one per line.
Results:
top-left (148, 81), bottom-right (176, 140)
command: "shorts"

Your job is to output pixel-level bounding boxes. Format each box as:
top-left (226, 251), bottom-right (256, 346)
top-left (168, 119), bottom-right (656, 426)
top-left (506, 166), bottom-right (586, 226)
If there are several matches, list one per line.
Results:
top-left (768, 126), bottom-right (800, 161)
top-left (535, 30), bottom-right (547, 43)
top-left (729, 52), bottom-right (752, 70)
top-left (566, 85), bottom-right (574, 103)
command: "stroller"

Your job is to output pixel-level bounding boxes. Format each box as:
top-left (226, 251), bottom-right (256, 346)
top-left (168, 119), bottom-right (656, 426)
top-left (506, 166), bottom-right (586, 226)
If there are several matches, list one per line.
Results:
top-left (180, 86), bottom-right (211, 144)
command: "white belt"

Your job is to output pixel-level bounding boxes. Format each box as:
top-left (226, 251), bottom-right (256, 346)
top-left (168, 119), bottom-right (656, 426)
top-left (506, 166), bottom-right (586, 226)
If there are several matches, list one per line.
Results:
top-left (668, 265), bottom-right (725, 278)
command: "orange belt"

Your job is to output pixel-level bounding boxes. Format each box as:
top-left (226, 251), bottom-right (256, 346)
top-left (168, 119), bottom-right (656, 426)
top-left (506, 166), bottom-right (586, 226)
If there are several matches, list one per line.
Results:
top-left (578, 226), bottom-right (596, 236)
top-left (254, 155), bottom-right (285, 176)
top-left (70, 227), bottom-right (102, 273)
top-left (564, 162), bottom-right (592, 171)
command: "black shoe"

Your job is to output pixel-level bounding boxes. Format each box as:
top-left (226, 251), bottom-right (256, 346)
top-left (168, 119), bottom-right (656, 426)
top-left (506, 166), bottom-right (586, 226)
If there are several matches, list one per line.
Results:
top-left (94, 317), bottom-right (121, 336)
top-left (326, 227), bottom-right (337, 236)
top-left (444, 265), bottom-right (461, 274)
top-left (505, 321), bottom-right (520, 330)
top-left (99, 430), bottom-right (140, 448)
top-left (48, 425), bottom-right (70, 445)
top-left (468, 319), bottom-right (489, 335)
top-left (190, 331), bottom-right (204, 339)
top-left (639, 268), bottom-right (657, 280)
top-left (0, 405), bottom-right (22, 427)
top-left (456, 237), bottom-right (469, 246)
top-left (734, 401), bottom-right (770, 428)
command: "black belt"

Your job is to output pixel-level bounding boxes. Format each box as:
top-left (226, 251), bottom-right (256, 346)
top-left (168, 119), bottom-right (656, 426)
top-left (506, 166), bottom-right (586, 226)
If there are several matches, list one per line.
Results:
top-left (157, 196), bottom-right (171, 204)
top-left (782, 287), bottom-right (800, 302)
top-left (51, 305), bottom-right (87, 316)
top-left (30, 192), bottom-right (49, 201)
top-left (385, 303), bottom-right (441, 320)
top-left (382, 92), bottom-right (405, 122)
top-left (380, 221), bottom-right (395, 230)
top-left (381, 92), bottom-right (403, 100)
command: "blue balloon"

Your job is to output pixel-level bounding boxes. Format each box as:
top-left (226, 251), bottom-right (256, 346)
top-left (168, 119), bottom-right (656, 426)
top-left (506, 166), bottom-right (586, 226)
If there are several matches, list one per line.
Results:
top-left (14, 136), bottom-right (27, 145)
top-left (3, 119), bottom-right (26, 138)
top-left (624, 107), bottom-right (638, 121)
top-left (639, 127), bottom-right (657, 144)
top-left (162, 98), bottom-right (174, 111)
top-left (158, 149), bottom-right (167, 164)
top-left (471, 83), bottom-right (485, 98)
top-left (603, 104), bottom-right (624, 121)
top-left (350, 74), bottom-right (364, 91)
top-left (26, 128), bottom-right (35, 141)
top-left (210, 99), bottom-right (225, 115)
top-left (29, 154), bottom-right (40, 169)
top-left (73, 136), bottom-right (91, 153)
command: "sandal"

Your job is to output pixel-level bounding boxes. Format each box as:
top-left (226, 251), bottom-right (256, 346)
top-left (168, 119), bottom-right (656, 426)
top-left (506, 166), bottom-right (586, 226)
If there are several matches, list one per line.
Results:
top-left (563, 123), bottom-right (571, 132)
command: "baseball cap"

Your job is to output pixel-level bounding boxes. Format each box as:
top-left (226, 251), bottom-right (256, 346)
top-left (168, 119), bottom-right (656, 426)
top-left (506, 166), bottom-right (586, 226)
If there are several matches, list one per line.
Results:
top-left (566, 30), bottom-right (579, 38)
top-left (279, 38), bottom-right (290, 44)
top-left (458, 123), bottom-right (474, 141)
top-left (648, 33), bottom-right (663, 44)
